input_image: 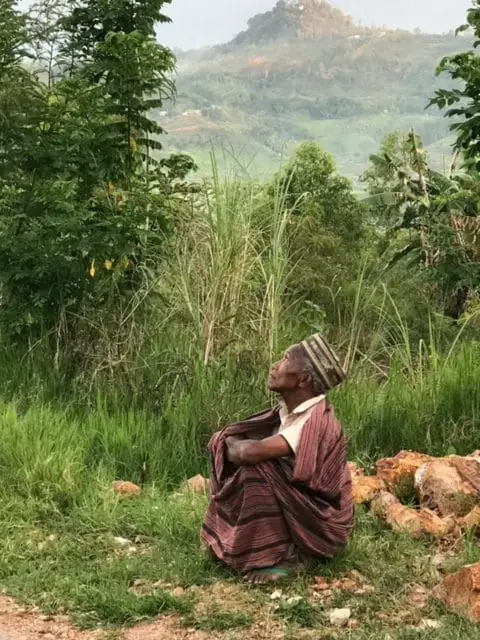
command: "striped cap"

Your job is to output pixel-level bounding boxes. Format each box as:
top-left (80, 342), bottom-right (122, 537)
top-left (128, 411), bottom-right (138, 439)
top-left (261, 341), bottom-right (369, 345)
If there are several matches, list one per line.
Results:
top-left (301, 333), bottom-right (347, 391)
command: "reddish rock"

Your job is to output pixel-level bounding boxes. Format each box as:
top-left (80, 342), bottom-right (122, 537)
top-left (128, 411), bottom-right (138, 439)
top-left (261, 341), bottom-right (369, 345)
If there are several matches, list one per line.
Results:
top-left (434, 562), bottom-right (480, 622)
top-left (417, 509), bottom-right (456, 538)
top-left (371, 491), bottom-right (400, 517)
top-left (349, 463), bottom-right (386, 505)
top-left (112, 480), bottom-right (142, 497)
top-left (457, 506), bottom-right (480, 531)
top-left (415, 457), bottom-right (480, 517)
top-left (371, 492), bottom-right (455, 539)
top-left (376, 451), bottom-right (433, 495)
top-left (371, 491), bottom-right (423, 537)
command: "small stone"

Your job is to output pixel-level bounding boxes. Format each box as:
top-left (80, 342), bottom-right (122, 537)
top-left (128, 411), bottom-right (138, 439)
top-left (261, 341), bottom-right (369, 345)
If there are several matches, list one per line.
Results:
top-left (431, 553), bottom-right (449, 570)
top-left (112, 480), bottom-right (142, 497)
top-left (113, 536), bottom-right (133, 547)
top-left (313, 576), bottom-right (330, 591)
top-left (184, 474), bottom-right (210, 495)
top-left (171, 586), bottom-right (185, 598)
top-left (419, 619), bottom-right (442, 630)
top-left (270, 589), bottom-right (283, 600)
top-left (286, 596), bottom-right (303, 605)
top-left (329, 607), bottom-right (351, 627)
top-left (407, 584), bottom-right (430, 609)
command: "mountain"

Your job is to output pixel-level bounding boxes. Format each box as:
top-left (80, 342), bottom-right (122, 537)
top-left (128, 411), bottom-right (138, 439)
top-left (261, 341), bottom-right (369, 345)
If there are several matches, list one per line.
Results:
top-left (231, 0), bottom-right (362, 45)
top-left (158, 0), bottom-right (466, 180)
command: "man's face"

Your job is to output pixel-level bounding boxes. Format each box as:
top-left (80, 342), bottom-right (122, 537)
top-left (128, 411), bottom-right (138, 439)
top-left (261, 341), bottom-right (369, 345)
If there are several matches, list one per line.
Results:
top-left (268, 345), bottom-right (305, 393)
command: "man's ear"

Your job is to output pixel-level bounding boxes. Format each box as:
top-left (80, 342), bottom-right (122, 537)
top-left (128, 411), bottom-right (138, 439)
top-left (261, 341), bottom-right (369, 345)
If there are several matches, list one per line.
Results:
top-left (298, 372), bottom-right (311, 389)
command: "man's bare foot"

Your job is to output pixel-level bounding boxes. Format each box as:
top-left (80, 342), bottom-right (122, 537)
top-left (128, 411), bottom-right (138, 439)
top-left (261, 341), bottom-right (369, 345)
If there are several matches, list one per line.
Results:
top-left (243, 567), bottom-right (291, 585)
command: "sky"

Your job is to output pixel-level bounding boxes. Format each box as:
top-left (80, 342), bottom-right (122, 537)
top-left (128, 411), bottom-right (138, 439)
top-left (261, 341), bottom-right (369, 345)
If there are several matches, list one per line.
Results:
top-left (18, 0), bottom-right (473, 50)
top-left (159, 0), bottom-right (472, 50)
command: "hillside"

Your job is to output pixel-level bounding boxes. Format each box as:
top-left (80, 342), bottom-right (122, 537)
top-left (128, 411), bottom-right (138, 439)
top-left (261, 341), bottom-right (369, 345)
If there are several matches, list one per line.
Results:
top-left (158, 0), bottom-right (465, 179)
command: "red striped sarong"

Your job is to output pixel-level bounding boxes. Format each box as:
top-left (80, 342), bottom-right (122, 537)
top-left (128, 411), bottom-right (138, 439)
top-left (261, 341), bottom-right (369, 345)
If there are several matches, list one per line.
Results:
top-left (201, 400), bottom-right (354, 573)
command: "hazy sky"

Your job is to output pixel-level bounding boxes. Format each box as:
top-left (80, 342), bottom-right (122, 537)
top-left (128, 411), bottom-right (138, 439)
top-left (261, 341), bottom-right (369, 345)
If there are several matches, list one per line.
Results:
top-left (159, 0), bottom-right (472, 50)
top-left (19, 0), bottom-right (473, 50)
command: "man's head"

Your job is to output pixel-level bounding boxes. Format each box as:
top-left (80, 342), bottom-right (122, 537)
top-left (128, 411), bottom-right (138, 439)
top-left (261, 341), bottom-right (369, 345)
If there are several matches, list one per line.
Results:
top-left (268, 334), bottom-right (347, 398)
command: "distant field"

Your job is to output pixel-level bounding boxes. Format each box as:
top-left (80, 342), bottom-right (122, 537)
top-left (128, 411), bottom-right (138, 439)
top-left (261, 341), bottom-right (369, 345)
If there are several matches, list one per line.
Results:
top-left (165, 112), bottom-right (453, 182)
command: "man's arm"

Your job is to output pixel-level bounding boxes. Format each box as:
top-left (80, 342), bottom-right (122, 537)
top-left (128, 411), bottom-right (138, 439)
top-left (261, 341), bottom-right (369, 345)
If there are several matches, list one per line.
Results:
top-left (226, 434), bottom-right (291, 466)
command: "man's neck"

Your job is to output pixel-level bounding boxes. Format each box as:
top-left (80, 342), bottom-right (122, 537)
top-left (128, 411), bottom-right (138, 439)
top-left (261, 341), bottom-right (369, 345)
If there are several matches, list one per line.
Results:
top-left (280, 390), bottom-right (316, 414)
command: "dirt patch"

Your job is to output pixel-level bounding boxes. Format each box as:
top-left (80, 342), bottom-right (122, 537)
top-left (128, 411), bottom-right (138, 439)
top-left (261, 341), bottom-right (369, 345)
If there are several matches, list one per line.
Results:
top-left (0, 596), bottom-right (103, 639)
top-left (0, 597), bottom-right (210, 640)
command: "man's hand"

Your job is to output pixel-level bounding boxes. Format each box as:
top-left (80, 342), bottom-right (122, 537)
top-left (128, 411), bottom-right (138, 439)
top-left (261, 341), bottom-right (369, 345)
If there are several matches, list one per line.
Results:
top-left (226, 434), bottom-right (292, 466)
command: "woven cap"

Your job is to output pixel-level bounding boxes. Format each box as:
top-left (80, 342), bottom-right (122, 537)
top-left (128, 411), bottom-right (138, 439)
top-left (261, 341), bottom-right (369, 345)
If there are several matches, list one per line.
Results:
top-left (301, 333), bottom-right (347, 391)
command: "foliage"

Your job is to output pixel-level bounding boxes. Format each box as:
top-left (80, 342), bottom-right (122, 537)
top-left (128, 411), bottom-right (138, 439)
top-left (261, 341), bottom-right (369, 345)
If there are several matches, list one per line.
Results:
top-left (363, 131), bottom-right (480, 318)
top-left (269, 142), bottom-right (366, 309)
top-left (0, 0), bottom-right (196, 347)
top-left (430, 1), bottom-right (480, 169)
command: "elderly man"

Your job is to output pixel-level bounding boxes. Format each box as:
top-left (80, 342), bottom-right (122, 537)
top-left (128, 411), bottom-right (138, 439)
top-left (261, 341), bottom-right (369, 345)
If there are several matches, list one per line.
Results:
top-left (201, 334), bottom-right (354, 583)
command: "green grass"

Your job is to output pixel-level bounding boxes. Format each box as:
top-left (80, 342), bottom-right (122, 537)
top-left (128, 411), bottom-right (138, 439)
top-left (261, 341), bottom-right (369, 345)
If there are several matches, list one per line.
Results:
top-left (0, 488), bottom-right (479, 638)
top-left (0, 338), bottom-right (478, 503)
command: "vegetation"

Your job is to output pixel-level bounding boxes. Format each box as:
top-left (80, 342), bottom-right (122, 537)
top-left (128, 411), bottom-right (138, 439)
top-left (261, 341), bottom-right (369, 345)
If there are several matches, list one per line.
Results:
top-left (163, 0), bottom-right (466, 177)
top-left (431, 0), bottom-right (480, 169)
top-left (1, 0), bottom-right (480, 637)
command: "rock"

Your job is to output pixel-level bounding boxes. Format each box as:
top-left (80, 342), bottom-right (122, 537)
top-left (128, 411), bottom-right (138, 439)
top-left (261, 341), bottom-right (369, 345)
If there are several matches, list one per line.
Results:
top-left (376, 451), bottom-right (433, 495)
top-left (112, 480), bottom-right (142, 497)
top-left (286, 596), bottom-right (303, 605)
top-left (184, 474), bottom-right (210, 495)
top-left (370, 491), bottom-right (400, 517)
top-left (417, 509), bottom-right (457, 538)
top-left (349, 464), bottom-right (386, 505)
top-left (313, 577), bottom-right (329, 591)
top-left (113, 536), bottom-right (133, 547)
top-left (415, 457), bottom-right (480, 517)
top-left (270, 589), bottom-right (283, 601)
top-left (431, 553), bottom-right (454, 571)
top-left (371, 492), bottom-right (456, 539)
top-left (329, 608), bottom-right (351, 627)
top-left (457, 506), bottom-right (480, 531)
top-left (418, 618), bottom-right (441, 630)
top-left (171, 587), bottom-right (185, 598)
top-left (371, 492), bottom-right (423, 537)
top-left (407, 584), bottom-right (430, 609)
top-left (434, 562), bottom-right (480, 622)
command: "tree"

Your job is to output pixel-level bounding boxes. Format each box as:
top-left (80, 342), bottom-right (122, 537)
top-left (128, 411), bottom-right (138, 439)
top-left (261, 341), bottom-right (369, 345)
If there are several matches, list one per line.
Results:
top-left (0, 0), bottom-right (196, 355)
top-left (430, 1), bottom-right (480, 168)
top-left (363, 131), bottom-right (480, 319)
top-left (270, 142), bottom-right (366, 307)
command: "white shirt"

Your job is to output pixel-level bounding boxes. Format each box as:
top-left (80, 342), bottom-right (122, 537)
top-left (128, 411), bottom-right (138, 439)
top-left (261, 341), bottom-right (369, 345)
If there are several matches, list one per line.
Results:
top-left (275, 395), bottom-right (326, 454)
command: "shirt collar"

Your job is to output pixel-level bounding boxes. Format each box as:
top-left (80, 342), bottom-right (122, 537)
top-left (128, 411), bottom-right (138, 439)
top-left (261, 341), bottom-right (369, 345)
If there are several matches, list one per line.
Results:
top-left (279, 394), bottom-right (325, 416)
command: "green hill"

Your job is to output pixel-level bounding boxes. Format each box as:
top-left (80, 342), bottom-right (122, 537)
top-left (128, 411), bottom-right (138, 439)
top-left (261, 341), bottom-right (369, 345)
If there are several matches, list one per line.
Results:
top-left (159, 0), bottom-right (465, 179)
